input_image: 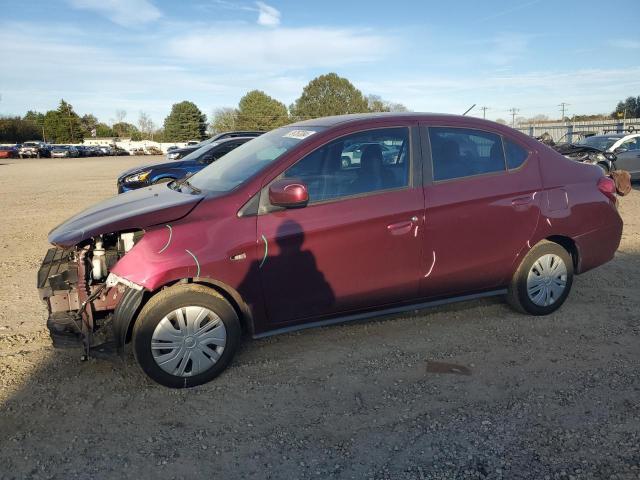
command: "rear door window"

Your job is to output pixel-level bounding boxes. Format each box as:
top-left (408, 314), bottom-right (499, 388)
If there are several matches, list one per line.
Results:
top-left (429, 127), bottom-right (506, 181)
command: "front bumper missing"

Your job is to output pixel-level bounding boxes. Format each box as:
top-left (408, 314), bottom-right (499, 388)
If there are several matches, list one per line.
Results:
top-left (37, 247), bottom-right (132, 356)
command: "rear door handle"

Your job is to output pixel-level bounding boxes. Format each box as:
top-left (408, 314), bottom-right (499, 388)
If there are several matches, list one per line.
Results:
top-left (512, 196), bottom-right (533, 207)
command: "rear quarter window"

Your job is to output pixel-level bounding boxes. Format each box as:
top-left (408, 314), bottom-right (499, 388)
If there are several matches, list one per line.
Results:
top-left (504, 139), bottom-right (529, 170)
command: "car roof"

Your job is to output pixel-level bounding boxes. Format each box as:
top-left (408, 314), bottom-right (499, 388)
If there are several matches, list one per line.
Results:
top-left (216, 136), bottom-right (255, 142)
top-left (289, 112), bottom-right (476, 128)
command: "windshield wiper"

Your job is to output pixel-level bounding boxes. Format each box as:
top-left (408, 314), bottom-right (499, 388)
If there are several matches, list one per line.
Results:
top-left (182, 179), bottom-right (202, 194)
top-left (170, 173), bottom-right (202, 194)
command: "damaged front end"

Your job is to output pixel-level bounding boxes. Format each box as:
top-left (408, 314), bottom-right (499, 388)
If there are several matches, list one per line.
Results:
top-left (37, 232), bottom-right (144, 357)
top-left (37, 182), bottom-right (205, 357)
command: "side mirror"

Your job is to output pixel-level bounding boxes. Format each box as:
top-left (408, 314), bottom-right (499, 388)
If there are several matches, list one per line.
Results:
top-left (269, 179), bottom-right (309, 208)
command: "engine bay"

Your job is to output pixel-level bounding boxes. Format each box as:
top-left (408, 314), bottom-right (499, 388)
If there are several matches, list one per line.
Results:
top-left (37, 231), bottom-right (144, 356)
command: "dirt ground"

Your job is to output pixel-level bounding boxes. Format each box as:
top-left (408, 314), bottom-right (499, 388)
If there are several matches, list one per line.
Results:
top-left (0, 156), bottom-right (639, 479)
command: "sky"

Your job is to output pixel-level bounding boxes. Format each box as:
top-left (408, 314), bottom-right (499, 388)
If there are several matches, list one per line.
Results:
top-left (1, 0), bottom-right (639, 127)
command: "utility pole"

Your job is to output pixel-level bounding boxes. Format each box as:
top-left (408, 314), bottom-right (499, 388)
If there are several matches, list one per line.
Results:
top-left (558, 102), bottom-right (569, 122)
top-left (480, 106), bottom-right (489, 119)
top-left (508, 108), bottom-right (519, 127)
top-left (66, 103), bottom-right (75, 143)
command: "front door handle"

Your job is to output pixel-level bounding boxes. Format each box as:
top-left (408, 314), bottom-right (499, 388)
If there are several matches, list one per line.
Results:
top-left (387, 220), bottom-right (413, 235)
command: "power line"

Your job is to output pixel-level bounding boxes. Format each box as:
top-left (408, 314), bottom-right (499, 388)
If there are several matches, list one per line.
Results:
top-left (480, 106), bottom-right (489, 119)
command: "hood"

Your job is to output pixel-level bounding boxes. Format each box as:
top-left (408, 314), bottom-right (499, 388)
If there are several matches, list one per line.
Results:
top-left (554, 143), bottom-right (604, 155)
top-left (118, 160), bottom-right (194, 181)
top-left (48, 183), bottom-right (204, 247)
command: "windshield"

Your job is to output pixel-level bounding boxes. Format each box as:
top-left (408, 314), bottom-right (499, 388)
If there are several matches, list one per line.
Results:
top-left (180, 142), bottom-right (219, 162)
top-left (577, 136), bottom-right (621, 151)
top-left (189, 126), bottom-right (324, 192)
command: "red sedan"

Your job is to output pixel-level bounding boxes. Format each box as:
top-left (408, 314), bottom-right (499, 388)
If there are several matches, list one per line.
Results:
top-left (0, 146), bottom-right (17, 159)
top-left (40, 113), bottom-right (623, 387)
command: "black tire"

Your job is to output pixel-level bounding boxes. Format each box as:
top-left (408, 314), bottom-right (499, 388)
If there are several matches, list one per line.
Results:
top-left (132, 283), bottom-right (241, 388)
top-left (507, 240), bottom-right (574, 315)
top-left (596, 162), bottom-right (610, 174)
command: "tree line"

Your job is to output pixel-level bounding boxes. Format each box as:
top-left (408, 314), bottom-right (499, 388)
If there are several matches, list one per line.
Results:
top-left (0, 73), bottom-right (408, 144)
top-left (5, 71), bottom-right (634, 144)
top-left (0, 101), bottom-right (160, 144)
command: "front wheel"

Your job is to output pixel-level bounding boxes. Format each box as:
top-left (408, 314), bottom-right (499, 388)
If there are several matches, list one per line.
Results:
top-left (507, 240), bottom-right (574, 315)
top-left (153, 177), bottom-right (174, 185)
top-left (132, 284), bottom-right (241, 388)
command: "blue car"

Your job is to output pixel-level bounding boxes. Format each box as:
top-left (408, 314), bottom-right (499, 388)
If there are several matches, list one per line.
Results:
top-left (117, 137), bottom-right (253, 193)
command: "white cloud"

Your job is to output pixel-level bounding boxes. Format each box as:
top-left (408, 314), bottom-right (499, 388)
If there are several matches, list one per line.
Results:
top-left (256, 1), bottom-right (280, 27)
top-left (167, 26), bottom-right (393, 70)
top-left (609, 39), bottom-right (640, 49)
top-left (68, 0), bottom-right (161, 27)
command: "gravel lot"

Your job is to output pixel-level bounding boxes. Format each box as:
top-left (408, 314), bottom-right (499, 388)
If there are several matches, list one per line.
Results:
top-left (0, 156), bottom-right (639, 479)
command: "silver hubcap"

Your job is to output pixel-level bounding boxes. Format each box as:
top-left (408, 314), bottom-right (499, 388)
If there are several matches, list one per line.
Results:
top-left (527, 254), bottom-right (567, 307)
top-left (151, 306), bottom-right (226, 377)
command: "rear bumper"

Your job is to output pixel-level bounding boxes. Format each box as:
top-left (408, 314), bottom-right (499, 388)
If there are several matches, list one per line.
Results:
top-left (574, 214), bottom-right (623, 274)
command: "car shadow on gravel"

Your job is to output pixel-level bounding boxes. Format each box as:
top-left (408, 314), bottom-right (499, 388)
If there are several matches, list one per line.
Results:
top-left (2, 247), bottom-right (640, 480)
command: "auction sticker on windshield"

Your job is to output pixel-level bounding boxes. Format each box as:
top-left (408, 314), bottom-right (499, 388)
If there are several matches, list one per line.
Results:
top-left (283, 129), bottom-right (316, 140)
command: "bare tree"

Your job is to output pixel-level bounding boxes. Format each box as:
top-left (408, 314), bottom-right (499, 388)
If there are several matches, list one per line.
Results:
top-left (137, 111), bottom-right (155, 139)
top-left (115, 109), bottom-right (127, 124)
top-left (211, 107), bottom-right (238, 133)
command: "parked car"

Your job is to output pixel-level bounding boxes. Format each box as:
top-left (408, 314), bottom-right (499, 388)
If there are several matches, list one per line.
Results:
top-left (117, 137), bottom-right (253, 192)
top-left (50, 145), bottom-right (79, 158)
top-left (166, 131), bottom-right (264, 161)
top-left (97, 146), bottom-right (112, 156)
top-left (75, 145), bottom-right (92, 157)
top-left (145, 146), bottom-right (163, 155)
top-left (88, 146), bottom-right (102, 156)
top-left (341, 141), bottom-right (400, 167)
top-left (0, 146), bottom-right (18, 159)
top-left (575, 133), bottom-right (640, 179)
top-left (112, 146), bottom-right (130, 156)
top-left (39, 113), bottom-right (622, 388)
top-left (18, 141), bottom-right (50, 158)
top-left (536, 131), bottom-right (596, 147)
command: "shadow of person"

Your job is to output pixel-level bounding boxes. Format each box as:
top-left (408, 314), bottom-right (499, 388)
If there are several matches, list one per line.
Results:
top-left (238, 218), bottom-right (335, 327)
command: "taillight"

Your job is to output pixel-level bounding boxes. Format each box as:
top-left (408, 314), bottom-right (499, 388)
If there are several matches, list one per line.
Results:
top-left (597, 176), bottom-right (617, 202)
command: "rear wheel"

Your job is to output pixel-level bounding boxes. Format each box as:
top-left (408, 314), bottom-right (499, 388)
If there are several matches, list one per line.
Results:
top-left (132, 284), bottom-right (241, 388)
top-left (507, 240), bottom-right (574, 315)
